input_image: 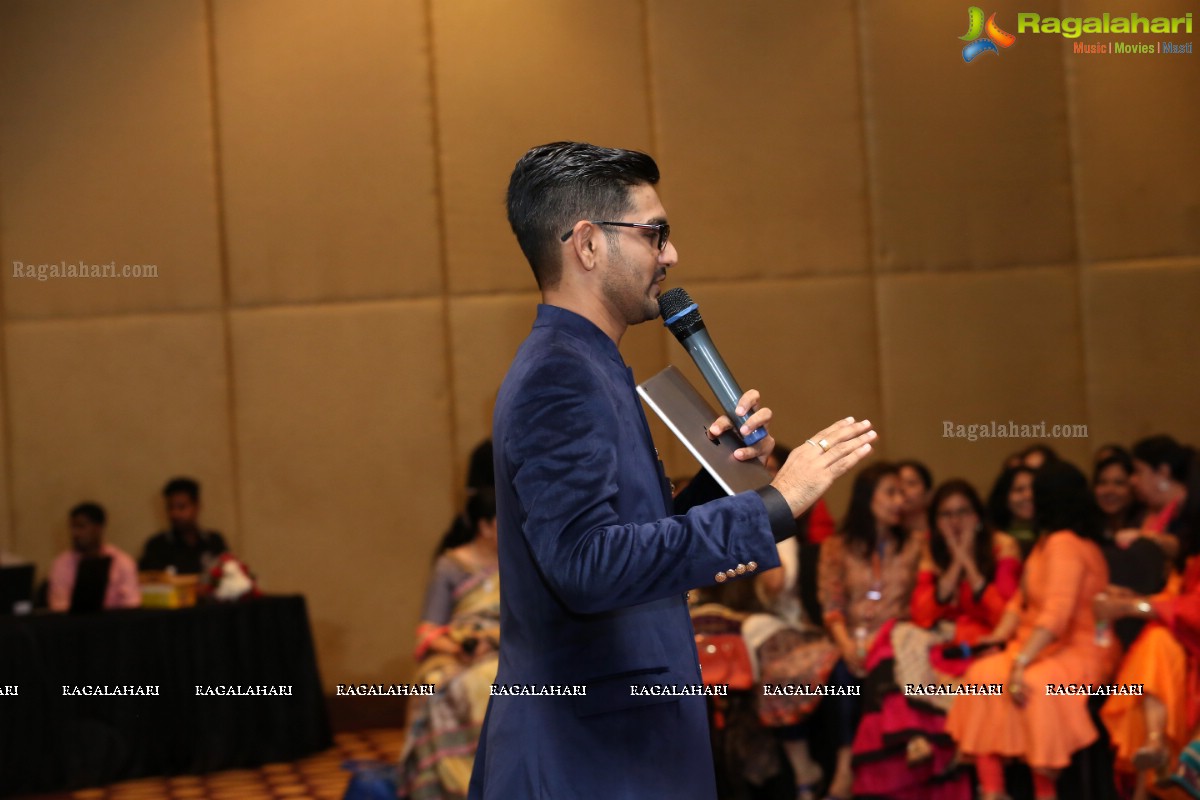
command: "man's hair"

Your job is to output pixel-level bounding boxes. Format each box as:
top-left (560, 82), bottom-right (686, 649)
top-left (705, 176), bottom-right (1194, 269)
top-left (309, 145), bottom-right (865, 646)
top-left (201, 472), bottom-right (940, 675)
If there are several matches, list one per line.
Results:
top-left (506, 142), bottom-right (660, 289)
top-left (163, 477), bottom-right (200, 502)
top-left (70, 502), bottom-right (106, 526)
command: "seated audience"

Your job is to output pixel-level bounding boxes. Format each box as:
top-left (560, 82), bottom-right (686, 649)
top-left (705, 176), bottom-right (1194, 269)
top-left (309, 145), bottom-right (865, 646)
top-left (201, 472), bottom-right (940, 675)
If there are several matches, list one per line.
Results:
top-left (840, 480), bottom-right (984, 799)
top-left (988, 464), bottom-right (1038, 558)
top-left (818, 463), bottom-right (925, 799)
top-left (48, 502), bottom-right (140, 611)
top-left (1124, 434), bottom-right (1192, 564)
top-left (398, 488), bottom-right (500, 799)
top-left (138, 477), bottom-right (227, 574)
top-left (912, 479), bottom-right (1022, 652)
top-left (434, 440), bottom-right (494, 554)
top-left (896, 459), bottom-right (934, 537)
top-left (1095, 449), bottom-right (1146, 537)
top-left (946, 461), bottom-right (1112, 800)
top-left (1093, 450), bottom-right (1163, 651)
top-left (1097, 447), bottom-right (1197, 796)
top-left (752, 446), bottom-right (841, 798)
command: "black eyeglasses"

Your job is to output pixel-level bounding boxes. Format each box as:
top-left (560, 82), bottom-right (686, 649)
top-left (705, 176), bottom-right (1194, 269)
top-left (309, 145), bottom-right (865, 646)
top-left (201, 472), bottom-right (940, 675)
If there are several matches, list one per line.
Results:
top-left (560, 221), bottom-right (671, 252)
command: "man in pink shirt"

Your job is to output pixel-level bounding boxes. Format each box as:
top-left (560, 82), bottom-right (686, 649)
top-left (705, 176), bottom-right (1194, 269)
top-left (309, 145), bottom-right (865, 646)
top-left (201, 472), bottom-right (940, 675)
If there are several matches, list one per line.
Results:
top-left (48, 502), bottom-right (141, 611)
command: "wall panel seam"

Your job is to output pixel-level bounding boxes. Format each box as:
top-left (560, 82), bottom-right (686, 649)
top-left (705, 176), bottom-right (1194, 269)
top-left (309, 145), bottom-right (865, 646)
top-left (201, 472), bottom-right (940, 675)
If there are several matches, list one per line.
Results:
top-left (1060, 10), bottom-right (1093, 439)
top-left (204, 0), bottom-right (246, 551)
top-left (423, 0), bottom-right (461, 491)
top-left (853, 0), bottom-right (889, 452)
top-left (0, 181), bottom-right (15, 552)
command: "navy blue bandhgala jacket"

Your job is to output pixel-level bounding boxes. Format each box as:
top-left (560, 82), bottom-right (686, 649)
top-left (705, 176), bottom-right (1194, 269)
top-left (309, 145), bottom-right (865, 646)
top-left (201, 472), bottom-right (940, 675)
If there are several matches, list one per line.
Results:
top-left (468, 305), bottom-right (788, 800)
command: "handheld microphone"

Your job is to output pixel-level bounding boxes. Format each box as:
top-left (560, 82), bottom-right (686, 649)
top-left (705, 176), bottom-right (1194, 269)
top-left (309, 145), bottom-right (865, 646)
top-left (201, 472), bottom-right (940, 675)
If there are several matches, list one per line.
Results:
top-left (658, 287), bottom-right (766, 446)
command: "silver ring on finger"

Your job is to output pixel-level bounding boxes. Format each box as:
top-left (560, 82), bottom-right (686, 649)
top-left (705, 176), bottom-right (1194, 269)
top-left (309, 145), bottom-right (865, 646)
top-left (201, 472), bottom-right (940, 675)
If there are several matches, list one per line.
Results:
top-left (805, 439), bottom-right (821, 451)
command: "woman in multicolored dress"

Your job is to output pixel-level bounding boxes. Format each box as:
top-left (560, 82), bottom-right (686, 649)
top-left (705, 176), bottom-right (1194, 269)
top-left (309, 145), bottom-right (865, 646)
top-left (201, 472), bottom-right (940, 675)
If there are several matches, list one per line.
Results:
top-left (817, 463), bottom-right (929, 799)
top-left (398, 489), bottom-right (500, 800)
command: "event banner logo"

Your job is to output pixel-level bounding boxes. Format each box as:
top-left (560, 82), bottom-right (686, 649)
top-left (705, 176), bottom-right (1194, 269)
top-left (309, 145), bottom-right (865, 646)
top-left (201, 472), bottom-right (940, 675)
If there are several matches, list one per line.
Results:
top-left (961, 8), bottom-right (1193, 61)
top-left (960, 7), bottom-right (1017, 62)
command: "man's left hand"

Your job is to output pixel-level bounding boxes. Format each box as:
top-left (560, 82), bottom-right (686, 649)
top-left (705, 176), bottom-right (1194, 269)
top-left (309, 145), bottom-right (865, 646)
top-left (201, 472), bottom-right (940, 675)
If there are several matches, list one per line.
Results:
top-left (708, 389), bottom-right (774, 462)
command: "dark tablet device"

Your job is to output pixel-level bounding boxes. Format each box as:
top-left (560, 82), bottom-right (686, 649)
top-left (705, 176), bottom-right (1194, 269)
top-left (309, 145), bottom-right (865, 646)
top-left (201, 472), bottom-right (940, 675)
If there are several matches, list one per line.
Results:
top-left (637, 365), bottom-right (772, 496)
top-left (70, 556), bottom-right (112, 614)
top-left (0, 563), bottom-right (35, 615)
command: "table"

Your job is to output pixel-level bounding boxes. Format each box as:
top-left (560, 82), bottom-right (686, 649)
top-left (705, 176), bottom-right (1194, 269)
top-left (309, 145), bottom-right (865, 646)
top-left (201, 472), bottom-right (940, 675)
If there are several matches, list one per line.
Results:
top-left (0, 595), bottom-right (331, 797)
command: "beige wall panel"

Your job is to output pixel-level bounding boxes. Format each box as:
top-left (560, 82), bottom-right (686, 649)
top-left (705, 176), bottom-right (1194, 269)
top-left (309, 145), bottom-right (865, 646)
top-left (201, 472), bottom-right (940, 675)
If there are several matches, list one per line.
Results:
top-left (1067, 0), bottom-right (1200, 262)
top-left (433, 1), bottom-right (653, 295)
top-left (448, 295), bottom-right (677, 498)
top-left (230, 301), bottom-right (455, 689)
top-left (213, 0), bottom-right (440, 305)
top-left (877, 268), bottom-right (1090, 497)
top-left (864, 1), bottom-right (1075, 271)
top-left (5, 313), bottom-right (237, 573)
top-left (0, 0), bottom-right (222, 319)
top-left (650, 0), bottom-right (869, 280)
top-left (1083, 261), bottom-right (1200, 445)
top-left (659, 278), bottom-right (883, 514)
top-left (0, 379), bottom-right (12, 560)
top-left (447, 293), bottom-right (537, 492)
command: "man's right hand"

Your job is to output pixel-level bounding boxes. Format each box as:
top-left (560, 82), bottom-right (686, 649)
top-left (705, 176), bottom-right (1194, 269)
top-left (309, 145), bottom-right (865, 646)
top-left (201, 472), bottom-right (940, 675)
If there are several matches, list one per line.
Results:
top-left (770, 418), bottom-right (876, 518)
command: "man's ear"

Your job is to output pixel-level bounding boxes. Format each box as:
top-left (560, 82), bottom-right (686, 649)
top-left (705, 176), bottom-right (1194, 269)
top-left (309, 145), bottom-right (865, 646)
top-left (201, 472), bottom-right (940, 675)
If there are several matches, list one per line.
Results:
top-left (570, 222), bottom-right (600, 272)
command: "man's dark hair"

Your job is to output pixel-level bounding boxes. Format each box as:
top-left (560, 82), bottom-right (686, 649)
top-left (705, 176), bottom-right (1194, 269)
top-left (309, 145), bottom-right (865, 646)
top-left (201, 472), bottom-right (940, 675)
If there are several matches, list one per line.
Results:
top-left (163, 477), bottom-right (200, 502)
top-left (506, 142), bottom-right (660, 289)
top-left (70, 502), bottom-right (106, 526)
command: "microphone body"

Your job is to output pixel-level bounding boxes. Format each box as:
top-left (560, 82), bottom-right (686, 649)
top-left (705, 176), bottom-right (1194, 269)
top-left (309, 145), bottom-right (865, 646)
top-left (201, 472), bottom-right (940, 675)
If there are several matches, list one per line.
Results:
top-left (659, 288), bottom-right (766, 446)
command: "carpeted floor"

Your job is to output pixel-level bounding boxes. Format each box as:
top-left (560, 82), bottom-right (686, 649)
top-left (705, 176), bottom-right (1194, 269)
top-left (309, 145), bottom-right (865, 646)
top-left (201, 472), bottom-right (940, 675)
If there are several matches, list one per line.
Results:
top-left (20, 729), bottom-right (404, 800)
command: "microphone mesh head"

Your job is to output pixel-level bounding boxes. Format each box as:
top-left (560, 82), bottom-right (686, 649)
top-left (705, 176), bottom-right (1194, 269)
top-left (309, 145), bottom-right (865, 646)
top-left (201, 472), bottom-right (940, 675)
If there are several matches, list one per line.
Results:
top-left (658, 287), bottom-right (702, 333)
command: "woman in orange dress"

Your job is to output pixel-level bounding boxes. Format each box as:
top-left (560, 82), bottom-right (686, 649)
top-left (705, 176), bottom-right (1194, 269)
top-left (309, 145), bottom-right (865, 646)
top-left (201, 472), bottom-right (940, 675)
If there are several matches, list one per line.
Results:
top-left (945, 461), bottom-right (1113, 800)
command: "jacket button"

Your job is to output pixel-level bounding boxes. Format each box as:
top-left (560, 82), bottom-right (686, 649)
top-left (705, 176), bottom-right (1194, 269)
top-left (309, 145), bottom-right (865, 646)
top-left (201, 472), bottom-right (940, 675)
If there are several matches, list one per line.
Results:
top-left (735, 564), bottom-right (747, 575)
top-left (747, 561), bottom-right (758, 572)
top-left (725, 569), bottom-right (737, 579)
top-left (714, 572), bottom-right (727, 583)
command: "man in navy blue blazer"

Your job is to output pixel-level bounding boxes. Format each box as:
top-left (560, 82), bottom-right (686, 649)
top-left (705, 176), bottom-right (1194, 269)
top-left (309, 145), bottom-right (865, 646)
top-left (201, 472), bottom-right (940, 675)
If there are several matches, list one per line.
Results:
top-left (467, 142), bottom-right (876, 799)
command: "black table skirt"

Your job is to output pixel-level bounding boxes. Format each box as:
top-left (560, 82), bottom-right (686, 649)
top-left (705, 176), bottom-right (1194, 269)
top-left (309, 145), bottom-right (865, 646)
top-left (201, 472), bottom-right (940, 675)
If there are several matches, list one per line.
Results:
top-left (0, 595), bottom-right (332, 797)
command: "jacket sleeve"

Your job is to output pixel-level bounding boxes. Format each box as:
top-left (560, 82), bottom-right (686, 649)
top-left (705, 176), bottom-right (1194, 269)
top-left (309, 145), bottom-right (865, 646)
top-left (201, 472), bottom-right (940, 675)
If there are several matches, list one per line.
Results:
top-left (1032, 532), bottom-right (1086, 637)
top-left (504, 354), bottom-right (780, 616)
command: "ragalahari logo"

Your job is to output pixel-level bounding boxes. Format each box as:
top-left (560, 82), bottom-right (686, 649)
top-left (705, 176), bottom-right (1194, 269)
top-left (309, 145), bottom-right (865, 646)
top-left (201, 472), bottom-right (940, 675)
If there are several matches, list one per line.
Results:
top-left (961, 7), bottom-right (1017, 62)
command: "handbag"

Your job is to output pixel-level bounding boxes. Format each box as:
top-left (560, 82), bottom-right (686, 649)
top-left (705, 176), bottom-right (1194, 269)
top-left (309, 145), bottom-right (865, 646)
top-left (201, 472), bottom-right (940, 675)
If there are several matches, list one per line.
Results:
top-left (695, 633), bottom-right (754, 691)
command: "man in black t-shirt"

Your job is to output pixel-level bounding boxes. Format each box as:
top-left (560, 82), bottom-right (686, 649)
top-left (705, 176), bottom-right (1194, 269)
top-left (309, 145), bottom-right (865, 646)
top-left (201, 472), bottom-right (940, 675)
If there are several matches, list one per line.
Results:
top-left (138, 477), bottom-right (227, 574)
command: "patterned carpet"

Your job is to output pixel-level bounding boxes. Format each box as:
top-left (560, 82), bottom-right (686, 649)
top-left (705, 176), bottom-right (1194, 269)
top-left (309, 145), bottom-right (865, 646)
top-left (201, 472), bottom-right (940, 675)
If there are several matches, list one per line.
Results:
top-left (21, 729), bottom-right (404, 800)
